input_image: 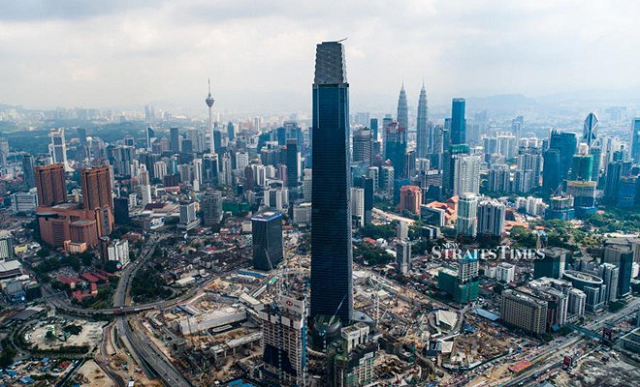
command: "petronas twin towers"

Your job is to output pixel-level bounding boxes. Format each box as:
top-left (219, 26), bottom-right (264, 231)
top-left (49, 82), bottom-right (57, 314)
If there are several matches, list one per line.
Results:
top-left (396, 83), bottom-right (430, 158)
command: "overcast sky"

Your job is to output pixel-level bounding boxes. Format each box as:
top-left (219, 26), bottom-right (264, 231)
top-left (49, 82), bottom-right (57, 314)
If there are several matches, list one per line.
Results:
top-left (1, 0), bottom-right (640, 114)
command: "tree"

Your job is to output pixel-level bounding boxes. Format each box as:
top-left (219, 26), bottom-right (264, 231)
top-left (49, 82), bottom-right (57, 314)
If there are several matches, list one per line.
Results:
top-left (103, 261), bottom-right (119, 273)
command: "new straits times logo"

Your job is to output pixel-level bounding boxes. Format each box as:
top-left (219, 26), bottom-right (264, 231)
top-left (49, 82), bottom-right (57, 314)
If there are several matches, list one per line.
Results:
top-left (431, 243), bottom-right (545, 261)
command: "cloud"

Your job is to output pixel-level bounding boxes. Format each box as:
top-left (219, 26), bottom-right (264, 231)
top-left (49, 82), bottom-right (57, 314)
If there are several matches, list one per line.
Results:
top-left (1, 0), bottom-right (640, 114)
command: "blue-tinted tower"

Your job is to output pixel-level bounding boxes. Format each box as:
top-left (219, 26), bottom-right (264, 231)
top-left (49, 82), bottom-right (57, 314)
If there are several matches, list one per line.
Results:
top-left (310, 41), bottom-right (353, 325)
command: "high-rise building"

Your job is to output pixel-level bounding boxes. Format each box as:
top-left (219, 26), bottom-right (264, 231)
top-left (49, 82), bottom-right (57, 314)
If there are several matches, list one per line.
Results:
top-left (285, 139), bottom-right (300, 189)
top-left (252, 212), bottom-right (283, 271)
top-left (204, 80), bottom-right (217, 154)
top-left (398, 185), bottom-right (421, 215)
top-left (22, 154), bottom-right (35, 188)
top-left (583, 113), bottom-right (598, 147)
top-left (603, 244), bottom-right (634, 299)
top-left (534, 247), bottom-right (567, 279)
top-left (384, 121), bottom-right (407, 178)
top-left (100, 237), bottom-right (130, 268)
top-left (397, 84), bottom-right (408, 131)
top-left (259, 295), bottom-right (307, 387)
top-left (170, 127), bottom-right (181, 153)
top-left (146, 127), bottom-right (155, 151)
top-left (35, 164), bottom-right (67, 207)
top-left (416, 83), bottom-right (429, 158)
top-left (396, 240), bottom-right (411, 275)
top-left (452, 154), bottom-right (480, 197)
top-left (353, 176), bottom-right (374, 226)
top-left (570, 154), bottom-right (594, 182)
top-left (350, 187), bottom-right (365, 228)
top-left (456, 193), bottom-right (478, 237)
top-left (327, 323), bottom-right (377, 387)
top-left (477, 198), bottom-right (506, 237)
top-left (310, 41), bottom-right (353, 325)
top-left (549, 130), bottom-right (577, 186)
top-left (352, 128), bottom-right (372, 165)
top-left (500, 289), bottom-right (548, 335)
top-left (178, 201), bottom-right (198, 230)
top-left (542, 148), bottom-right (562, 197)
top-left (49, 128), bottom-right (71, 171)
top-left (0, 138), bottom-right (9, 168)
top-left (113, 197), bottom-right (131, 225)
top-left (631, 118), bottom-right (640, 163)
top-left (451, 98), bottom-right (466, 145)
top-left (438, 253), bottom-right (479, 303)
top-left (495, 262), bottom-right (515, 283)
top-left (81, 166), bottom-right (113, 210)
top-left (600, 263), bottom-right (620, 303)
top-left (201, 189), bottom-right (223, 226)
top-left (0, 231), bottom-right (13, 261)
top-left (512, 116), bottom-right (524, 141)
top-left (12, 190), bottom-right (38, 213)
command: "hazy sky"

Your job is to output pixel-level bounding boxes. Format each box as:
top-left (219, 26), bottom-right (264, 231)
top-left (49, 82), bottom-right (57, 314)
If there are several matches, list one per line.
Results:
top-left (1, 0), bottom-right (640, 114)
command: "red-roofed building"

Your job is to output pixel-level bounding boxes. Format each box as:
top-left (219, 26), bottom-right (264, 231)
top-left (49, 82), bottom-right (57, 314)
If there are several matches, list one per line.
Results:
top-left (509, 360), bottom-right (532, 374)
top-left (57, 275), bottom-right (80, 290)
top-left (80, 273), bottom-right (100, 283)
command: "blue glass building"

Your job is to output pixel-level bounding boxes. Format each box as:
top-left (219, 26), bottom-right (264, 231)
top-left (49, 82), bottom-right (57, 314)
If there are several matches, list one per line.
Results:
top-left (310, 41), bottom-right (353, 325)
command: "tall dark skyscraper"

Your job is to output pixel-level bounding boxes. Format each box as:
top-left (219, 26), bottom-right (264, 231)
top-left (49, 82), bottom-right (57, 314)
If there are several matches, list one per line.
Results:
top-left (397, 84), bottom-right (408, 130)
top-left (583, 113), bottom-right (598, 147)
top-left (146, 127), bottom-right (155, 151)
top-left (251, 211), bottom-right (283, 271)
top-left (370, 118), bottom-right (379, 141)
top-left (416, 83), bottom-right (429, 158)
top-left (170, 127), bottom-right (181, 153)
top-left (549, 130), bottom-right (577, 184)
top-left (285, 138), bottom-right (299, 189)
top-left (542, 149), bottom-right (561, 196)
top-left (385, 121), bottom-right (407, 178)
top-left (310, 41), bottom-right (353, 325)
top-left (22, 154), bottom-right (35, 188)
top-left (451, 98), bottom-right (466, 145)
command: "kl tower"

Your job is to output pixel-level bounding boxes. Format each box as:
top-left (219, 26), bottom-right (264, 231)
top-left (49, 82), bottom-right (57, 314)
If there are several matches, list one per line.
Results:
top-left (205, 79), bottom-right (215, 154)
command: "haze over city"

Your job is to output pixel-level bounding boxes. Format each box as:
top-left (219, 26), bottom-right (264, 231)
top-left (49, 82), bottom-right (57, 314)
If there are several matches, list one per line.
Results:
top-left (2, 0), bottom-right (640, 113)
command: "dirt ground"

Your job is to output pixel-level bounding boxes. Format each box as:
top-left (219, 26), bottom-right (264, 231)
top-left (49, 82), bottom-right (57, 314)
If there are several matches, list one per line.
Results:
top-left (74, 360), bottom-right (115, 387)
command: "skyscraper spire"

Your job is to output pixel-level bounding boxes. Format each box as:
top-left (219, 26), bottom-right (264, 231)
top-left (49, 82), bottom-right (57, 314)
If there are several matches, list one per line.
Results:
top-left (205, 79), bottom-right (215, 154)
top-left (397, 84), bottom-right (408, 131)
top-left (416, 83), bottom-right (429, 158)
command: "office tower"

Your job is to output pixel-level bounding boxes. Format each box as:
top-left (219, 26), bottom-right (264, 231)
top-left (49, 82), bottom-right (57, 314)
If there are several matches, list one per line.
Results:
top-left (353, 176), bottom-right (374, 226)
top-left (170, 127), bottom-right (181, 153)
top-left (632, 118), bottom-right (640, 163)
top-left (396, 240), bottom-right (411, 275)
top-left (570, 154), bottom-right (594, 181)
top-left (478, 198), bottom-right (506, 237)
top-left (603, 244), bottom-right (634, 298)
top-left (500, 289), bottom-right (548, 335)
top-left (568, 288), bottom-right (587, 318)
top-left (396, 220), bottom-right (409, 240)
top-left (546, 194), bottom-right (575, 220)
top-left (35, 164), bottom-right (67, 207)
top-left (452, 154), bottom-right (480, 197)
top-left (100, 237), bottom-right (130, 267)
top-left (542, 148), bottom-right (561, 196)
top-left (49, 128), bottom-right (71, 171)
top-left (310, 41), bottom-right (353, 325)
top-left (397, 84), bottom-right (408, 130)
top-left (495, 262), bottom-right (515, 283)
top-left (0, 138), bottom-right (8, 168)
top-left (213, 130), bottom-right (222, 155)
top-left (22, 154), bottom-right (35, 188)
top-left (352, 128), bottom-right (372, 165)
top-left (398, 185), bottom-right (421, 215)
top-left (113, 146), bottom-right (135, 176)
top-left (384, 121), bottom-right (407, 178)
top-left (259, 295), bottom-right (307, 387)
top-left (146, 127), bottom-right (155, 151)
top-left (583, 112), bottom-right (598, 147)
top-left (456, 193), bottom-right (478, 237)
top-left (590, 146), bottom-right (602, 182)
top-left (178, 201), bottom-right (198, 230)
top-left (416, 83), bottom-right (429, 158)
top-left (227, 122), bottom-right (235, 142)
top-left (201, 189), bottom-right (223, 226)
top-left (562, 270), bottom-right (606, 312)
top-left (534, 247), bottom-right (567, 279)
top-left (252, 212), bottom-right (283, 271)
top-left (81, 166), bottom-right (113, 210)
top-left (370, 118), bottom-right (379, 141)
top-left (285, 139), bottom-right (300, 189)
top-left (567, 180), bottom-right (597, 216)
top-left (451, 98), bottom-right (466, 145)
top-left (549, 130), bottom-right (577, 185)
top-left (512, 116), bottom-right (524, 141)
top-left (600, 263), bottom-right (620, 303)
top-left (350, 187), bottom-right (365, 228)
top-left (367, 167), bottom-right (379, 192)
top-left (153, 161), bottom-right (167, 181)
top-left (113, 197), bottom-right (131, 225)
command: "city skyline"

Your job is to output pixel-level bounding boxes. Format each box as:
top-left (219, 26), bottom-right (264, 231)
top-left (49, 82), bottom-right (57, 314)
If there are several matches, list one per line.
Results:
top-left (2, 1), bottom-right (640, 113)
